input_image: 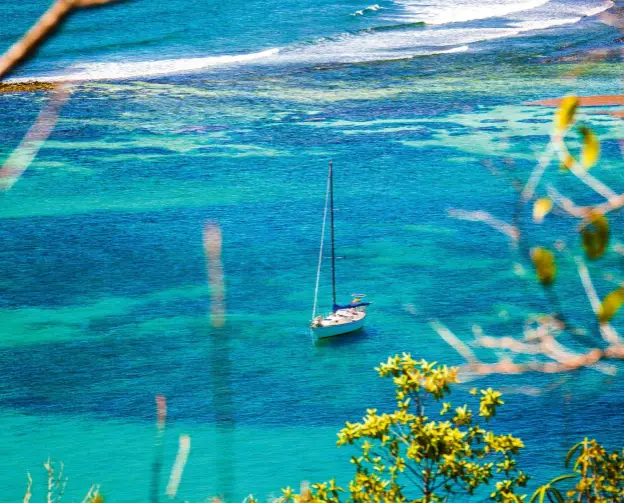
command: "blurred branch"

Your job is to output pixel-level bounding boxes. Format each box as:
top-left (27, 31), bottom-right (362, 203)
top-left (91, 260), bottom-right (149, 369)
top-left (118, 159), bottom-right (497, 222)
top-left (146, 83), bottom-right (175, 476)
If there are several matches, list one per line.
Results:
top-left (0, 0), bottom-right (124, 80)
top-left (204, 222), bottom-right (226, 328)
top-left (446, 209), bottom-right (519, 241)
top-left (23, 472), bottom-right (32, 503)
top-left (552, 134), bottom-right (618, 200)
top-left (521, 142), bottom-right (555, 201)
top-left (547, 185), bottom-right (589, 218)
top-left (0, 84), bottom-right (72, 190)
top-left (151, 395), bottom-right (167, 503)
top-left (166, 435), bottom-right (191, 499)
top-left (575, 256), bottom-right (622, 346)
top-left (430, 314), bottom-right (622, 377)
top-left (549, 184), bottom-right (624, 221)
top-left (429, 320), bottom-right (479, 365)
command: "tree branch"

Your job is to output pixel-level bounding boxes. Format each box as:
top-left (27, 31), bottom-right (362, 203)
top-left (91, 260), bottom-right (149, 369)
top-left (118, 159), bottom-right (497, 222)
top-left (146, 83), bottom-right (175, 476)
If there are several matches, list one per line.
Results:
top-left (429, 320), bottom-right (480, 365)
top-left (446, 209), bottom-right (519, 242)
top-left (0, 84), bottom-right (72, 190)
top-left (0, 0), bottom-right (124, 80)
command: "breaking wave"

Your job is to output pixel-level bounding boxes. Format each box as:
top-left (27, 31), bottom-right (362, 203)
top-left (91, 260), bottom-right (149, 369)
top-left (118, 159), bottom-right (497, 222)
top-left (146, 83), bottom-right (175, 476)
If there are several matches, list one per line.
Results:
top-left (9, 48), bottom-right (280, 83)
top-left (9, 0), bottom-right (613, 83)
top-left (386, 0), bottom-right (550, 25)
top-left (351, 4), bottom-right (383, 16)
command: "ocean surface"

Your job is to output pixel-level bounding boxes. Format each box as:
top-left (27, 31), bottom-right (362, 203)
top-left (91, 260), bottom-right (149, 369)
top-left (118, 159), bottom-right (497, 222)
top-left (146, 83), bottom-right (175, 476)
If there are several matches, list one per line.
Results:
top-left (1, 0), bottom-right (624, 501)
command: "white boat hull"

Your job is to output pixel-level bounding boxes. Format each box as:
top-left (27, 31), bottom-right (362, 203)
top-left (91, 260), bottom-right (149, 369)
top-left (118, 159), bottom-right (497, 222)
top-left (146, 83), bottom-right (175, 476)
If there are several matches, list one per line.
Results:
top-left (312, 311), bottom-right (367, 339)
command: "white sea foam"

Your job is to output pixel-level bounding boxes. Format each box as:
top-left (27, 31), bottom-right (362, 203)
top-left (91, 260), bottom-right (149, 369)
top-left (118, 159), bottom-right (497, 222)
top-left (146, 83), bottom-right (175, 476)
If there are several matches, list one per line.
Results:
top-left (583, 0), bottom-right (614, 17)
top-left (509, 17), bottom-right (581, 31)
top-left (437, 45), bottom-right (470, 54)
top-left (12, 0), bottom-right (609, 83)
top-left (389, 0), bottom-right (550, 25)
top-left (351, 4), bottom-right (383, 16)
top-left (276, 28), bottom-right (521, 65)
top-left (10, 48), bottom-right (280, 83)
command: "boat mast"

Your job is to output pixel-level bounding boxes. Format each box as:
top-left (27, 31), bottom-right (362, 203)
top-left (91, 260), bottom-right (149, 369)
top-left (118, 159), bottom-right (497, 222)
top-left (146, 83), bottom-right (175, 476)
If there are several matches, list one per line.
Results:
top-left (329, 160), bottom-right (337, 310)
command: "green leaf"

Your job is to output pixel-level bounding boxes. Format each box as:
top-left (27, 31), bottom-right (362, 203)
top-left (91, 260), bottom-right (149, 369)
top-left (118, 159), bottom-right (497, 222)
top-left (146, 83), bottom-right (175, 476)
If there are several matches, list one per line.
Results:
top-left (529, 487), bottom-right (546, 503)
top-left (555, 96), bottom-right (579, 132)
top-left (533, 197), bottom-right (553, 224)
top-left (579, 126), bottom-right (600, 169)
top-left (565, 442), bottom-right (584, 468)
top-left (598, 287), bottom-right (624, 324)
top-left (548, 474), bottom-right (578, 485)
top-left (531, 247), bottom-right (556, 285)
top-left (581, 213), bottom-right (609, 260)
top-left (548, 487), bottom-right (566, 503)
top-left (560, 153), bottom-right (575, 171)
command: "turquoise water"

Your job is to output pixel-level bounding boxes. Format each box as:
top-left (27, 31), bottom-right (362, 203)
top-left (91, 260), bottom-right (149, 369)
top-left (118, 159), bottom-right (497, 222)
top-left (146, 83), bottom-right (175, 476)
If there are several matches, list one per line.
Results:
top-left (1, 0), bottom-right (624, 501)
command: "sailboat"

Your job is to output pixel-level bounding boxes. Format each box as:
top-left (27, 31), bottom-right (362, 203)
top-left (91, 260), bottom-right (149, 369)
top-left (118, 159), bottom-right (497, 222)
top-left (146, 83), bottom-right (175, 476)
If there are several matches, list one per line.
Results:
top-left (310, 161), bottom-right (370, 339)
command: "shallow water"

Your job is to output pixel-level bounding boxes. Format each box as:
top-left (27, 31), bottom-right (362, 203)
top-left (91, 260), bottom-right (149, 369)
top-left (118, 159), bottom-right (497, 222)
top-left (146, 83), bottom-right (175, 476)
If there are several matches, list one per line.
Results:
top-left (1, 1), bottom-right (623, 501)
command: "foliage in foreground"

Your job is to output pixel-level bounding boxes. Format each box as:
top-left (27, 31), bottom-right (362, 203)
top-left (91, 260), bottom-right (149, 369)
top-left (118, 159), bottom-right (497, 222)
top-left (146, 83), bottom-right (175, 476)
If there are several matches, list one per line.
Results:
top-left (21, 358), bottom-right (624, 503)
top-left (23, 458), bottom-right (102, 503)
top-left (278, 355), bottom-right (528, 503)
top-left (271, 356), bottom-right (624, 503)
top-left (532, 438), bottom-right (624, 503)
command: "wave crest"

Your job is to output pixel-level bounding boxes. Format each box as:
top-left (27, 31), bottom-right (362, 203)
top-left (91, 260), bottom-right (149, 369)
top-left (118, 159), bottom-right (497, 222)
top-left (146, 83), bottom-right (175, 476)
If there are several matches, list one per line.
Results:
top-left (351, 4), bottom-right (383, 16)
top-left (10, 48), bottom-right (280, 83)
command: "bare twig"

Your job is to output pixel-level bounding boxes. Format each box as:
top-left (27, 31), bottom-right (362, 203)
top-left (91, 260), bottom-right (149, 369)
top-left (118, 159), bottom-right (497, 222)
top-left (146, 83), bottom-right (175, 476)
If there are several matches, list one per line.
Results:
top-left (521, 142), bottom-right (555, 201)
top-left (472, 325), bottom-right (543, 355)
top-left (23, 472), bottom-right (32, 503)
top-left (546, 185), bottom-right (588, 218)
top-left (204, 222), bottom-right (226, 328)
top-left (552, 135), bottom-right (618, 200)
top-left (166, 435), bottom-right (191, 499)
top-left (575, 256), bottom-right (623, 346)
top-left (44, 458), bottom-right (53, 503)
top-left (593, 194), bottom-right (624, 217)
top-left (151, 395), bottom-right (167, 503)
top-left (80, 484), bottom-right (101, 503)
top-left (568, 163), bottom-right (618, 201)
top-left (0, 84), bottom-right (72, 190)
top-left (0, 0), bottom-right (124, 80)
top-left (429, 320), bottom-right (479, 365)
top-left (574, 256), bottom-right (602, 314)
top-left (446, 209), bottom-right (519, 241)
top-left (548, 183), bottom-right (624, 221)
top-left (474, 323), bottom-right (617, 376)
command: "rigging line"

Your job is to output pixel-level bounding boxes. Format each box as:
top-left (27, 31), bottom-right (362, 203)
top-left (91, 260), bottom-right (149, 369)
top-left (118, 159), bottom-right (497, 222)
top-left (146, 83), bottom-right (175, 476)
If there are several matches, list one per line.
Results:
top-left (312, 164), bottom-right (332, 322)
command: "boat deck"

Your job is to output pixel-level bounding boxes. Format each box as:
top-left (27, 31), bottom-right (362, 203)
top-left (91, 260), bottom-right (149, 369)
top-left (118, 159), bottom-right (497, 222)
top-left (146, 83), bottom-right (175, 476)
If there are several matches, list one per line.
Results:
top-left (316, 308), bottom-right (365, 327)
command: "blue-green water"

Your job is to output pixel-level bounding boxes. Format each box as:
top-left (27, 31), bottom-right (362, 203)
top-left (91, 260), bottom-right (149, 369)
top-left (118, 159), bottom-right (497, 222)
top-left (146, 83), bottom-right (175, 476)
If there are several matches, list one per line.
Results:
top-left (1, 0), bottom-right (624, 501)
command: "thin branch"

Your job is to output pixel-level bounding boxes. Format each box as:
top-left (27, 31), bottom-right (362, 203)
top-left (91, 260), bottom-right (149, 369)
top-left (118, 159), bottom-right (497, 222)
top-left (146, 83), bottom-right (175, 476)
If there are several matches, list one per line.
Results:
top-left (23, 472), bottom-right (32, 503)
top-left (166, 435), bottom-right (191, 499)
top-left (574, 256), bottom-right (623, 346)
top-left (0, 84), bottom-right (72, 190)
top-left (429, 320), bottom-right (480, 365)
top-left (44, 458), bottom-right (53, 503)
top-left (593, 193), bottom-right (624, 218)
top-left (547, 184), bottom-right (624, 221)
top-left (521, 141), bottom-right (555, 201)
top-left (203, 222), bottom-right (226, 328)
top-left (574, 256), bottom-right (602, 314)
top-left (373, 449), bottom-right (424, 491)
top-left (446, 209), bottom-right (519, 242)
top-left (546, 185), bottom-right (588, 218)
top-left (80, 485), bottom-right (101, 503)
top-left (473, 323), bottom-right (617, 376)
top-left (0, 0), bottom-right (124, 80)
top-left (551, 135), bottom-right (618, 201)
top-left (568, 162), bottom-right (617, 200)
top-left (472, 325), bottom-right (543, 355)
